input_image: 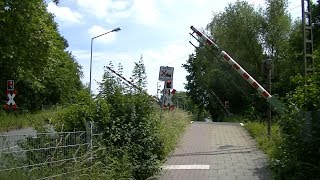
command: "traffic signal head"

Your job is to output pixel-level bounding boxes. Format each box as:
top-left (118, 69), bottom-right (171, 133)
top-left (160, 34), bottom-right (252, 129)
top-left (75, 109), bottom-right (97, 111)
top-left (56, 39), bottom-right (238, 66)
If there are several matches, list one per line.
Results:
top-left (165, 80), bottom-right (172, 89)
top-left (7, 80), bottom-right (14, 91)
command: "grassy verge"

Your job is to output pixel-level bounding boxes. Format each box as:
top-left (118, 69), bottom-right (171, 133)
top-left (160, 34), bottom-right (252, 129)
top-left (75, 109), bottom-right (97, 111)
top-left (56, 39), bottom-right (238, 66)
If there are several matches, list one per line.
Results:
top-left (0, 108), bottom-right (61, 132)
top-left (244, 121), bottom-right (283, 159)
top-left (0, 107), bottom-right (192, 179)
top-left (158, 109), bottom-right (192, 158)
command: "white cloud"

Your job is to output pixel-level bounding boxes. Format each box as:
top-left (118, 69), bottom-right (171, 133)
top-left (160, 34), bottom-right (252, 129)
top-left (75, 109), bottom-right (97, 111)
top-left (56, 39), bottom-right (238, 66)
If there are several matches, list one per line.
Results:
top-left (47, 2), bottom-right (83, 24)
top-left (75, 0), bottom-right (159, 26)
top-left (131, 0), bottom-right (159, 26)
top-left (88, 25), bottom-right (118, 44)
top-left (76, 0), bottom-right (112, 19)
top-left (111, 0), bottom-right (131, 11)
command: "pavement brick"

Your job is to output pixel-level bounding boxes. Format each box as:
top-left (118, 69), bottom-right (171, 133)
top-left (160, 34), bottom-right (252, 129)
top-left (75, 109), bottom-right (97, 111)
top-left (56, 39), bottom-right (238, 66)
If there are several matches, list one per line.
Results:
top-left (159, 122), bottom-right (272, 180)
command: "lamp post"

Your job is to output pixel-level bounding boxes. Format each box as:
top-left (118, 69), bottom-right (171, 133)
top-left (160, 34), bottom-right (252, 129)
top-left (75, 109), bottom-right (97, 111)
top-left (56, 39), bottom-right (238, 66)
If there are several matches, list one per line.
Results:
top-left (89, 27), bottom-right (121, 95)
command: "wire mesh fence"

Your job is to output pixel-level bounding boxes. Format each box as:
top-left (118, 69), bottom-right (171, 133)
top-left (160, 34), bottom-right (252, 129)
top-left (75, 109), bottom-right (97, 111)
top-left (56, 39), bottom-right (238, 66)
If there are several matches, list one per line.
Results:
top-left (0, 122), bottom-right (103, 179)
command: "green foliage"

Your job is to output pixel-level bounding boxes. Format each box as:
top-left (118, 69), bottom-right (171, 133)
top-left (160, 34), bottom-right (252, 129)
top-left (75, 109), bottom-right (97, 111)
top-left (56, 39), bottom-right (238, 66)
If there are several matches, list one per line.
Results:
top-left (183, 0), bottom-right (320, 179)
top-left (245, 121), bottom-right (283, 158)
top-left (50, 90), bottom-right (94, 132)
top-left (245, 68), bottom-right (320, 179)
top-left (223, 115), bottom-right (244, 123)
top-left (56, 96), bottom-right (191, 179)
top-left (101, 94), bottom-right (162, 180)
top-left (157, 109), bottom-right (191, 157)
top-left (54, 62), bottom-right (191, 179)
top-left (170, 91), bottom-right (192, 111)
top-left (0, 0), bottom-right (82, 111)
top-left (184, 1), bottom-right (268, 119)
top-left (0, 106), bottom-right (62, 132)
top-left (270, 71), bottom-right (320, 179)
top-left (1, 86), bottom-right (192, 179)
top-left (83, 147), bottom-right (134, 179)
top-left (131, 55), bottom-right (148, 92)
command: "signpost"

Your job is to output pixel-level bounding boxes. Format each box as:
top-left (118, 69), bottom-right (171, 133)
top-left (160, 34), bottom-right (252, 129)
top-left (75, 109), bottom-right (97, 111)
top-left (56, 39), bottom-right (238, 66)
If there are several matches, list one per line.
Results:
top-left (163, 89), bottom-right (176, 110)
top-left (3, 80), bottom-right (17, 110)
top-left (159, 66), bottom-right (175, 111)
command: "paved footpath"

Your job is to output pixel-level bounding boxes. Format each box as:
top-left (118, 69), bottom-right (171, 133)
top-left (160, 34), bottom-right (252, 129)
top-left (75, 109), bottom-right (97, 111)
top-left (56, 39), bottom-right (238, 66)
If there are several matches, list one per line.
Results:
top-left (159, 121), bottom-right (271, 180)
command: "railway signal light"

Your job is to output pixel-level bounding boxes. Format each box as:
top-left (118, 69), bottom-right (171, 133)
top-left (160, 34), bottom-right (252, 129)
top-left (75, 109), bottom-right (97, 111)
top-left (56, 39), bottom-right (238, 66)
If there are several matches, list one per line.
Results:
top-left (165, 80), bottom-right (172, 89)
top-left (7, 80), bottom-right (14, 91)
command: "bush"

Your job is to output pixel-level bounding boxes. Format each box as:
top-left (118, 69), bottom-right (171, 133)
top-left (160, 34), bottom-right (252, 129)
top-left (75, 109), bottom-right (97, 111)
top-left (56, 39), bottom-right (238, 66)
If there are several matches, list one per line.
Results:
top-left (269, 73), bottom-right (320, 180)
top-left (56, 92), bottom-right (165, 179)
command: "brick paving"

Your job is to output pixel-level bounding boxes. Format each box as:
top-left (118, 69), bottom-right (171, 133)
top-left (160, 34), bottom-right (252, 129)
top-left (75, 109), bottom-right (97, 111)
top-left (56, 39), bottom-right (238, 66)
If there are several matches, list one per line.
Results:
top-left (159, 121), bottom-right (271, 180)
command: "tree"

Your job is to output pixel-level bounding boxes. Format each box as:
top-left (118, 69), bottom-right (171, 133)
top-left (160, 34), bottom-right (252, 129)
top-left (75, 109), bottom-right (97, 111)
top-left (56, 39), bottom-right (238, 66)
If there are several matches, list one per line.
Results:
top-left (98, 61), bottom-right (118, 100)
top-left (262, 0), bottom-right (293, 96)
top-left (184, 1), bottom-right (266, 119)
top-left (131, 55), bottom-right (147, 93)
top-left (0, 0), bottom-right (82, 110)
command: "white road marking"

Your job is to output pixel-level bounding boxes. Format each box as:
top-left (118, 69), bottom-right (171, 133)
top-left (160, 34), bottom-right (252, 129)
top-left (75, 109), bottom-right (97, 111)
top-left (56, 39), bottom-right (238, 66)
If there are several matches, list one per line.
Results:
top-left (162, 165), bottom-right (210, 170)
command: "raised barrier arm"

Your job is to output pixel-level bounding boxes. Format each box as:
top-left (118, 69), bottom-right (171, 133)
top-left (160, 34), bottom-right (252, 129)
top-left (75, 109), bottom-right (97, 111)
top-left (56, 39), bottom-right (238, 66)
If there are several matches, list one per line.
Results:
top-left (190, 26), bottom-right (285, 115)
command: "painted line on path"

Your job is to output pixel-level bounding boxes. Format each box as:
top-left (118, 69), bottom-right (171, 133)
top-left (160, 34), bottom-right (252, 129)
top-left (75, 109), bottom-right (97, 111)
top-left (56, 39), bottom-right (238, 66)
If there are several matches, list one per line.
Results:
top-left (162, 165), bottom-right (210, 170)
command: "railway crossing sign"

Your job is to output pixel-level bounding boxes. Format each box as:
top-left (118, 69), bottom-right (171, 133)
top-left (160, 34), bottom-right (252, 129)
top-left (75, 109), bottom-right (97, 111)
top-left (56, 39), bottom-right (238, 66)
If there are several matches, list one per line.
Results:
top-left (3, 80), bottom-right (17, 110)
top-left (4, 90), bottom-right (17, 110)
top-left (159, 66), bottom-right (175, 111)
top-left (159, 66), bottom-right (174, 81)
top-left (162, 89), bottom-right (176, 110)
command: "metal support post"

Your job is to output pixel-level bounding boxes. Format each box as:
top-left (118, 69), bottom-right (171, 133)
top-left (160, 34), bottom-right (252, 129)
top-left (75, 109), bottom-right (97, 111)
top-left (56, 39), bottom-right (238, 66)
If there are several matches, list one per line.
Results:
top-left (86, 121), bottom-right (93, 172)
top-left (267, 61), bottom-right (272, 138)
top-left (90, 121), bottom-right (93, 169)
top-left (160, 82), bottom-right (166, 119)
top-left (302, 0), bottom-right (314, 78)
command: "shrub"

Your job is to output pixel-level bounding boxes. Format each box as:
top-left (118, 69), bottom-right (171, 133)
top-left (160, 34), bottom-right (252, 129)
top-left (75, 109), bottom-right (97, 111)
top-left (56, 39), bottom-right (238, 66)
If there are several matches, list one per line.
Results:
top-left (269, 73), bottom-right (320, 179)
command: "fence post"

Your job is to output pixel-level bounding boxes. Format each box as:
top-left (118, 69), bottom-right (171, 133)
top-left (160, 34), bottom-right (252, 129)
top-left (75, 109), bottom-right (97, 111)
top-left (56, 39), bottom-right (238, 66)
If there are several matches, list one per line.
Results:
top-left (85, 121), bottom-right (93, 173)
top-left (90, 121), bottom-right (93, 171)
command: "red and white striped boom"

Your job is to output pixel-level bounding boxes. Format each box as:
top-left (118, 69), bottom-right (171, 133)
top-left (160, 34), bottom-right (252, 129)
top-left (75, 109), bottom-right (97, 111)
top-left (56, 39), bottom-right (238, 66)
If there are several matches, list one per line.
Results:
top-left (190, 26), bottom-right (271, 100)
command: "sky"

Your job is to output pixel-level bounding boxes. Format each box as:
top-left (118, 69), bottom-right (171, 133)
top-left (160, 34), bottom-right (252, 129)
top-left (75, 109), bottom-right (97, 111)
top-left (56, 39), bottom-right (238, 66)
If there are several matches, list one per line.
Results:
top-left (46, 0), bottom-right (301, 96)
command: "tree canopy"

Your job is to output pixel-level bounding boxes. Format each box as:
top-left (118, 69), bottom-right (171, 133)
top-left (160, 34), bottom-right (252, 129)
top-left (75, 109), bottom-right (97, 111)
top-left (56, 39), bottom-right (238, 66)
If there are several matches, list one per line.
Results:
top-left (0, 0), bottom-right (82, 110)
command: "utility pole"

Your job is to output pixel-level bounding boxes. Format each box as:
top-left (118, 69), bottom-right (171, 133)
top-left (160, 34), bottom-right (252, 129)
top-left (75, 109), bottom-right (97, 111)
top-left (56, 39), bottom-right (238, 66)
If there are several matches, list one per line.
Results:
top-left (302, 0), bottom-right (314, 78)
top-left (301, 0), bottom-right (314, 140)
top-left (265, 59), bottom-right (272, 138)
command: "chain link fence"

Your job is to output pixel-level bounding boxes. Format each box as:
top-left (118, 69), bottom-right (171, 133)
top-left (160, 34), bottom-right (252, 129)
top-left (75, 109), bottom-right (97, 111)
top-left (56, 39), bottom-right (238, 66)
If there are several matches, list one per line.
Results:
top-left (0, 122), bottom-right (102, 179)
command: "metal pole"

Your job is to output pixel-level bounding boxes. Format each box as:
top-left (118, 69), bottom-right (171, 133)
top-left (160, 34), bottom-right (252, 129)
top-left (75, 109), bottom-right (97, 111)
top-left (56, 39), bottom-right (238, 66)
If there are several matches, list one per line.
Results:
top-left (89, 27), bottom-right (121, 96)
top-left (89, 38), bottom-right (93, 96)
top-left (160, 82), bottom-right (165, 119)
top-left (156, 82), bottom-right (159, 99)
top-left (90, 121), bottom-right (93, 172)
top-left (267, 64), bottom-right (272, 138)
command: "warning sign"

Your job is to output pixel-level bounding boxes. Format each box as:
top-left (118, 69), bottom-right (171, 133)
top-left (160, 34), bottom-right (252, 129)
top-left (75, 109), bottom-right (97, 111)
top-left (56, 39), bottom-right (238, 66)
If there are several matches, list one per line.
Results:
top-left (159, 66), bottom-right (174, 81)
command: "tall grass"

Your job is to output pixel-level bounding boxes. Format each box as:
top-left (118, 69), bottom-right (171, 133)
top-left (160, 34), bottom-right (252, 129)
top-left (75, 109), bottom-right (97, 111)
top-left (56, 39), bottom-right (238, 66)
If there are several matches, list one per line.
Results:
top-left (0, 108), bottom-right (61, 132)
top-left (244, 121), bottom-right (283, 159)
top-left (157, 109), bottom-right (192, 158)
